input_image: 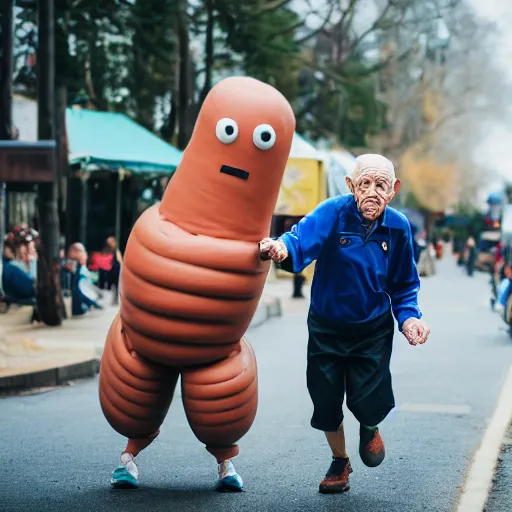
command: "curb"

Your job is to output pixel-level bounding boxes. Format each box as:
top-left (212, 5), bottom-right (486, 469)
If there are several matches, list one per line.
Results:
top-left (0, 358), bottom-right (100, 394)
top-left (456, 366), bottom-right (512, 511)
top-left (0, 296), bottom-right (282, 393)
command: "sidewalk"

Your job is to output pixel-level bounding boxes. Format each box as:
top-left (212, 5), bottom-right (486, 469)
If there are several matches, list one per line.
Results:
top-left (486, 423), bottom-right (512, 511)
top-left (0, 279), bottom-right (293, 393)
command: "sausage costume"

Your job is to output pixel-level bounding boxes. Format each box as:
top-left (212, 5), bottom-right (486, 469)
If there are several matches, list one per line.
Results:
top-left (99, 76), bottom-right (295, 492)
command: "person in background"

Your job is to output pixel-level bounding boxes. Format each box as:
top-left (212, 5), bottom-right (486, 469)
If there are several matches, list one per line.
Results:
top-left (104, 236), bottom-right (122, 304)
top-left (2, 230), bottom-right (37, 305)
top-left (465, 236), bottom-right (477, 277)
top-left (68, 242), bottom-right (103, 316)
top-left (3, 233), bottom-right (16, 264)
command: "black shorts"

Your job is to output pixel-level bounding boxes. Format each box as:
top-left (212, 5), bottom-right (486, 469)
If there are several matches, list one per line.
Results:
top-left (306, 308), bottom-right (395, 431)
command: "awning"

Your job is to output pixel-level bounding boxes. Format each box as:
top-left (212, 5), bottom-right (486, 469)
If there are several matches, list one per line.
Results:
top-left (66, 108), bottom-right (183, 174)
top-left (289, 132), bottom-right (323, 160)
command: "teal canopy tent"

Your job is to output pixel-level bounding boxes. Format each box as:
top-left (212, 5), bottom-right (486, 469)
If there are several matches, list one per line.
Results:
top-left (65, 107), bottom-right (182, 246)
top-left (66, 108), bottom-right (183, 173)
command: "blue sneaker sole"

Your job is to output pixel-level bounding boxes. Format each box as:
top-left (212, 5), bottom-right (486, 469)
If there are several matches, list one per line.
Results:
top-left (215, 476), bottom-right (243, 493)
top-left (111, 467), bottom-right (139, 489)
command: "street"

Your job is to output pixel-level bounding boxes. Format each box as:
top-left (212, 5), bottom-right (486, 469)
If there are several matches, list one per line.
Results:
top-left (2, 257), bottom-right (512, 512)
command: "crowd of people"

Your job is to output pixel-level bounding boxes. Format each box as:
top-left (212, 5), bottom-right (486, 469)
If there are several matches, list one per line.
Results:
top-left (1, 223), bottom-right (122, 320)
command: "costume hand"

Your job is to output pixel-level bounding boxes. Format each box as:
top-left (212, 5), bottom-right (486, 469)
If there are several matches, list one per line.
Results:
top-left (258, 238), bottom-right (288, 263)
top-left (402, 318), bottom-right (430, 346)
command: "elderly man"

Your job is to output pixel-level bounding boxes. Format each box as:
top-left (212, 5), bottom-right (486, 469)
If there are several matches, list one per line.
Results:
top-left (259, 154), bottom-right (430, 494)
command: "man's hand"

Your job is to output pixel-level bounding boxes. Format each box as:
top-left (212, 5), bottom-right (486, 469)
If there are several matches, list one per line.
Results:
top-left (402, 318), bottom-right (430, 346)
top-left (259, 238), bottom-right (288, 263)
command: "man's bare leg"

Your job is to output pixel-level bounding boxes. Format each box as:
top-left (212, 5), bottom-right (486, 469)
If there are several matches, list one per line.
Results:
top-left (325, 423), bottom-right (348, 458)
top-left (319, 423), bottom-right (352, 494)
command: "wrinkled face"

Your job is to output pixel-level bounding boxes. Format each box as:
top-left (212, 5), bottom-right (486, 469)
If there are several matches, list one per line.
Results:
top-left (346, 170), bottom-right (399, 221)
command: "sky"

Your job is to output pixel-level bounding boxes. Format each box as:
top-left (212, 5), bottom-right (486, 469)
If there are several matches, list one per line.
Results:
top-left (465, 1), bottom-right (512, 199)
top-left (292, 0), bottom-right (512, 205)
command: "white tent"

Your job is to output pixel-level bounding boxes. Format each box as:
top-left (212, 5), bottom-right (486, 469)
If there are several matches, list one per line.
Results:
top-left (289, 132), bottom-right (324, 160)
top-left (324, 149), bottom-right (357, 197)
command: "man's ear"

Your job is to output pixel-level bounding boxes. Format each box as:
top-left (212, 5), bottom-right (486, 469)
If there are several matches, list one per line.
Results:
top-left (345, 176), bottom-right (355, 194)
top-left (391, 179), bottom-right (401, 201)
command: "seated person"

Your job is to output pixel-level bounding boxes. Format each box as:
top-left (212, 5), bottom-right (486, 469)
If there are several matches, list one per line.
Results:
top-left (67, 243), bottom-right (103, 316)
top-left (2, 237), bottom-right (37, 305)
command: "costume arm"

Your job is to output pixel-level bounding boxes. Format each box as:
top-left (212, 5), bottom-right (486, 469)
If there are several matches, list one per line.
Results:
top-left (388, 221), bottom-right (422, 331)
top-left (278, 199), bottom-right (337, 274)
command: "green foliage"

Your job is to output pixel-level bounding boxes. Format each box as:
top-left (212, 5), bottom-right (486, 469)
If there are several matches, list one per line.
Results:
top-left (217, 1), bottom-right (301, 100)
top-left (297, 58), bottom-right (387, 148)
top-left (13, 0), bottom-right (389, 150)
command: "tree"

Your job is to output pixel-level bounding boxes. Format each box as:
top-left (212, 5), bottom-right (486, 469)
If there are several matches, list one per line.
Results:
top-left (37, 0), bottom-right (63, 326)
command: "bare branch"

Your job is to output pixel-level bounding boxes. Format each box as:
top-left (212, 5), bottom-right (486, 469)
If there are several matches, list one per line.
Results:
top-left (346, 0), bottom-right (397, 56)
top-left (293, 0), bottom-right (337, 46)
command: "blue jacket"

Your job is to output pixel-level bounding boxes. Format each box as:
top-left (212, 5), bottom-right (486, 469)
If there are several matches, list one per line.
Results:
top-left (279, 194), bottom-right (422, 330)
top-left (71, 264), bottom-right (101, 316)
top-left (2, 261), bottom-right (36, 302)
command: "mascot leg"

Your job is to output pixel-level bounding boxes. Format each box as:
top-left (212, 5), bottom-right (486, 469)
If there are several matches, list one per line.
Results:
top-left (181, 338), bottom-right (258, 492)
top-left (99, 314), bottom-right (180, 488)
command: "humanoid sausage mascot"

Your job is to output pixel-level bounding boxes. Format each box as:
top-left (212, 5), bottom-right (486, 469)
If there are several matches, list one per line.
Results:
top-left (98, 76), bottom-right (295, 492)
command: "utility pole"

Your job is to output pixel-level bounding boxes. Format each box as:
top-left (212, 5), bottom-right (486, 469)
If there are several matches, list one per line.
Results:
top-left (37, 0), bottom-right (63, 325)
top-left (0, 0), bottom-right (14, 292)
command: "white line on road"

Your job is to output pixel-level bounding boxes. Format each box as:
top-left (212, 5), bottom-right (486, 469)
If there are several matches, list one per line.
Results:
top-left (398, 403), bottom-right (471, 415)
top-left (456, 366), bottom-right (512, 512)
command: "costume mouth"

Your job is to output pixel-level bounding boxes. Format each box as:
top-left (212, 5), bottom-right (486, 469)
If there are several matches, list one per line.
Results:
top-left (220, 165), bottom-right (249, 181)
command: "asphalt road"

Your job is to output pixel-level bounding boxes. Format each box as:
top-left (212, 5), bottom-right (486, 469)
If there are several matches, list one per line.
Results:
top-left (2, 257), bottom-right (512, 512)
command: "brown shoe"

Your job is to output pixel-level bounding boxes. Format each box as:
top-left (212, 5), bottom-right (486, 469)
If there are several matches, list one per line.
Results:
top-left (359, 425), bottom-right (385, 467)
top-left (319, 457), bottom-right (352, 494)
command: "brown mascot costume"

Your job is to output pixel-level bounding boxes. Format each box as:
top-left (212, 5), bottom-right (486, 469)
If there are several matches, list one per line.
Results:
top-left (99, 76), bottom-right (296, 492)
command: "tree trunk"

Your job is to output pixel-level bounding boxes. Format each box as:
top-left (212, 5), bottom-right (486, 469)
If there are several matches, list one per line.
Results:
top-left (177, 4), bottom-right (190, 150)
top-left (55, 86), bottom-right (68, 234)
top-left (37, 0), bottom-right (63, 326)
top-left (199, 0), bottom-right (214, 105)
top-left (0, 0), bottom-right (13, 140)
top-left (0, 0), bottom-right (14, 295)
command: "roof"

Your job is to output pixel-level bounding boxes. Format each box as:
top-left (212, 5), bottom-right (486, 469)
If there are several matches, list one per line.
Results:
top-left (289, 132), bottom-right (323, 160)
top-left (329, 149), bottom-right (357, 175)
top-left (66, 108), bottom-right (183, 174)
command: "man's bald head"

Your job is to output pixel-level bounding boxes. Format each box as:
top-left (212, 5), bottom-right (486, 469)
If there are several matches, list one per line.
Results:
top-left (350, 154), bottom-right (396, 184)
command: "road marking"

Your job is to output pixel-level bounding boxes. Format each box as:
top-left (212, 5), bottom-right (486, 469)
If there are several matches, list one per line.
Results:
top-left (456, 366), bottom-right (512, 512)
top-left (398, 403), bottom-right (471, 415)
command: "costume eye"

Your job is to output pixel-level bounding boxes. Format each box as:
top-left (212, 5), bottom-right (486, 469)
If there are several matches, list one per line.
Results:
top-left (215, 118), bottom-right (239, 144)
top-left (253, 124), bottom-right (276, 150)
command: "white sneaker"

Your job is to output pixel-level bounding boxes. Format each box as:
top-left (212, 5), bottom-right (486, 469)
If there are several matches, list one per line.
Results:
top-left (111, 452), bottom-right (139, 489)
top-left (215, 460), bottom-right (243, 492)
